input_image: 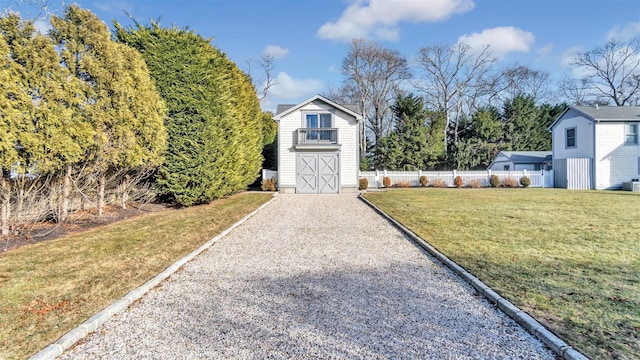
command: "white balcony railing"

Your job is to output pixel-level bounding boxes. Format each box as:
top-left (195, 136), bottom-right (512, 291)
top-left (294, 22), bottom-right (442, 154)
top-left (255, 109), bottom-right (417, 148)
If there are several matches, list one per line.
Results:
top-left (296, 128), bottom-right (338, 145)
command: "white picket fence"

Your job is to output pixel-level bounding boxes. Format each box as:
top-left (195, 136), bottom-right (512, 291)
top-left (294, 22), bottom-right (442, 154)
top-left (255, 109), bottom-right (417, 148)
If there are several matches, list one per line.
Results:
top-left (360, 169), bottom-right (554, 188)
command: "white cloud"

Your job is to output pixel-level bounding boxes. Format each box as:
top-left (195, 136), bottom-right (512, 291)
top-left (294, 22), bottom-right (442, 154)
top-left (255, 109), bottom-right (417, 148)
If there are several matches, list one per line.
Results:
top-left (33, 19), bottom-right (52, 35)
top-left (263, 45), bottom-right (289, 59)
top-left (317, 0), bottom-right (475, 42)
top-left (457, 26), bottom-right (535, 60)
top-left (607, 21), bottom-right (640, 41)
top-left (560, 46), bottom-right (583, 68)
top-left (267, 72), bottom-right (324, 101)
top-left (327, 64), bottom-right (338, 73)
top-left (537, 43), bottom-right (554, 57)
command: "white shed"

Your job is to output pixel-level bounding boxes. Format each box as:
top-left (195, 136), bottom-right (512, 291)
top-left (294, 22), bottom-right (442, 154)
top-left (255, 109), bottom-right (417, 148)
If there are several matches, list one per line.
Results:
top-left (274, 95), bottom-right (362, 194)
top-left (488, 151), bottom-right (552, 171)
top-left (549, 105), bottom-right (640, 189)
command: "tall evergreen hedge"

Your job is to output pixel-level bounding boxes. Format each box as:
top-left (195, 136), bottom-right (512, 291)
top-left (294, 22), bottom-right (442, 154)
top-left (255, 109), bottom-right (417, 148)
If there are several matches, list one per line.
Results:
top-left (115, 23), bottom-right (266, 206)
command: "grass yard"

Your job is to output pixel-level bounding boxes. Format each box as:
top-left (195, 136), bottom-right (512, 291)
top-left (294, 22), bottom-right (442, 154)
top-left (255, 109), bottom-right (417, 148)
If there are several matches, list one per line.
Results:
top-left (364, 188), bottom-right (639, 360)
top-left (0, 192), bottom-right (273, 360)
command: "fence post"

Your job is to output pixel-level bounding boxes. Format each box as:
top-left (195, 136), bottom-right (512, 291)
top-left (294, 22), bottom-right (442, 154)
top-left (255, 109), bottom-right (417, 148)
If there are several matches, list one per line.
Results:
top-left (541, 170), bottom-right (545, 188)
top-left (375, 169), bottom-right (380, 188)
top-left (262, 169), bottom-right (266, 180)
top-left (452, 169), bottom-right (456, 186)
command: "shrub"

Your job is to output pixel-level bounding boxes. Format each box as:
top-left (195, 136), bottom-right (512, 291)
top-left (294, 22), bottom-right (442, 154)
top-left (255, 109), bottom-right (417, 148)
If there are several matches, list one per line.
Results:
top-left (520, 176), bottom-right (531, 188)
top-left (489, 174), bottom-right (500, 188)
top-left (260, 177), bottom-right (277, 191)
top-left (394, 180), bottom-right (411, 188)
top-left (469, 179), bottom-right (482, 188)
top-left (503, 176), bottom-right (518, 188)
top-left (382, 176), bottom-right (391, 188)
top-left (431, 178), bottom-right (447, 188)
top-left (359, 178), bottom-right (369, 190)
top-left (454, 175), bottom-right (463, 188)
top-left (419, 175), bottom-right (429, 187)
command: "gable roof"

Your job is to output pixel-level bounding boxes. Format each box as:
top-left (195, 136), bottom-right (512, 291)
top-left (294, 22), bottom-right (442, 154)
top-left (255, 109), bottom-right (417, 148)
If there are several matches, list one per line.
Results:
top-left (489, 151), bottom-right (551, 168)
top-left (274, 94), bottom-right (362, 121)
top-left (550, 105), bottom-right (640, 130)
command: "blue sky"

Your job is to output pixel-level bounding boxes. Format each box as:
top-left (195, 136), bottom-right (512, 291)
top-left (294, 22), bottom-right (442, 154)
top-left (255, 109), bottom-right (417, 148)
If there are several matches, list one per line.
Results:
top-left (5, 0), bottom-right (640, 111)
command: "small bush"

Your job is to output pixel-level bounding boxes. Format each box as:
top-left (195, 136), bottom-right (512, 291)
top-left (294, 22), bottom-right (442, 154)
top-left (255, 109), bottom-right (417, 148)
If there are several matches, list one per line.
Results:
top-left (261, 177), bottom-right (277, 191)
top-left (419, 175), bottom-right (429, 187)
top-left (519, 176), bottom-right (531, 188)
top-left (382, 176), bottom-right (391, 188)
top-left (469, 179), bottom-right (482, 188)
top-left (431, 178), bottom-right (447, 188)
top-left (503, 176), bottom-right (518, 188)
top-left (394, 180), bottom-right (411, 188)
top-left (454, 175), bottom-right (463, 188)
top-left (489, 174), bottom-right (500, 188)
top-left (359, 178), bottom-right (369, 190)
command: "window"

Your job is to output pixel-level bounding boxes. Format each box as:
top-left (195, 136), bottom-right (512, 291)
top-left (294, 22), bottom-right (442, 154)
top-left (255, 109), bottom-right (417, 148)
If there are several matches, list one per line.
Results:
top-left (503, 165), bottom-right (510, 171)
top-left (305, 113), bottom-right (333, 141)
top-left (566, 127), bottom-right (576, 148)
top-left (625, 123), bottom-right (638, 145)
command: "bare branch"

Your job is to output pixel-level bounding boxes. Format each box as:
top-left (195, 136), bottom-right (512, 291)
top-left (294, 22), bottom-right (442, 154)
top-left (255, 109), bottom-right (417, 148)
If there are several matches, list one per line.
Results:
top-left (570, 38), bottom-right (640, 106)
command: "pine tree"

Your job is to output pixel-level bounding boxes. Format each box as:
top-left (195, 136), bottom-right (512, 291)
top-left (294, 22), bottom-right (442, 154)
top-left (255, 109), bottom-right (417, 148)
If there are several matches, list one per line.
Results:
top-left (115, 22), bottom-right (265, 206)
top-left (375, 94), bottom-right (443, 170)
top-left (51, 6), bottom-right (166, 215)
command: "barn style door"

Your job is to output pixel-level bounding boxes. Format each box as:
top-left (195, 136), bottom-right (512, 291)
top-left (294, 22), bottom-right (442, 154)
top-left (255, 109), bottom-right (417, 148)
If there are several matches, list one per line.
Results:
top-left (318, 154), bottom-right (339, 193)
top-left (296, 153), bottom-right (339, 194)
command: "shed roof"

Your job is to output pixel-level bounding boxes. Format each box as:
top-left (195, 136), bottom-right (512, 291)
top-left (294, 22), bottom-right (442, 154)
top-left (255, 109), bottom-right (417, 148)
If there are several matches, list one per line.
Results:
top-left (488, 151), bottom-right (552, 169)
top-left (499, 151), bottom-right (552, 163)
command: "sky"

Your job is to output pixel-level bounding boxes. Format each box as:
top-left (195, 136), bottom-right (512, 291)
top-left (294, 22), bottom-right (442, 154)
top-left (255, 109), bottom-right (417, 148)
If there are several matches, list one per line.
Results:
top-left (4, 0), bottom-right (640, 111)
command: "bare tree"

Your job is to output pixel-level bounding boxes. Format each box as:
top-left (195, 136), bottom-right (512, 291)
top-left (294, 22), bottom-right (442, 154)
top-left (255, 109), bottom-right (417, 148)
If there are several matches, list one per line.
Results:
top-left (558, 76), bottom-right (599, 106)
top-left (246, 53), bottom-right (277, 101)
top-left (414, 43), bottom-right (496, 155)
top-left (1, 0), bottom-right (54, 22)
top-left (497, 64), bottom-right (552, 104)
top-left (341, 38), bottom-right (411, 160)
top-left (570, 38), bottom-right (640, 106)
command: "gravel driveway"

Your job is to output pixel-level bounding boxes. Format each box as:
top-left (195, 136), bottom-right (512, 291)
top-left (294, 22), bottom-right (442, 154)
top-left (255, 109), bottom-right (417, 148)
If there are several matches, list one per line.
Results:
top-left (60, 194), bottom-right (553, 359)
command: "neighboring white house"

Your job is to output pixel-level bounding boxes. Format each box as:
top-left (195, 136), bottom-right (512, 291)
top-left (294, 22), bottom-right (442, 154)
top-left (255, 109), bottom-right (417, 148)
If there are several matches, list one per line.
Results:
top-left (274, 95), bottom-right (362, 194)
top-left (549, 105), bottom-right (640, 189)
top-left (487, 151), bottom-right (552, 171)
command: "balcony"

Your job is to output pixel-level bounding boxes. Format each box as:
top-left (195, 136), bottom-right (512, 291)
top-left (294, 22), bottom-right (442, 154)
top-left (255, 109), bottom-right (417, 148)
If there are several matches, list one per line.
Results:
top-left (295, 128), bottom-right (340, 149)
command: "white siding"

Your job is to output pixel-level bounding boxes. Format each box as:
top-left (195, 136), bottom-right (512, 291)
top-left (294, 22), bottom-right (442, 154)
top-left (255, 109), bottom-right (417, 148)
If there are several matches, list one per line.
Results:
top-left (277, 98), bottom-right (359, 193)
top-left (277, 110), bottom-right (301, 192)
top-left (594, 122), bottom-right (640, 189)
top-left (334, 108), bottom-right (359, 188)
top-left (551, 109), bottom-right (594, 160)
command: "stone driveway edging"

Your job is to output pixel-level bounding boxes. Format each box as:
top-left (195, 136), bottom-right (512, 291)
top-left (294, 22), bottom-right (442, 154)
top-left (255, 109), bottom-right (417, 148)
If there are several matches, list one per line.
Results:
top-left (358, 194), bottom-right (589, 360)
top-left (29, 193), bottom-right (278, 360)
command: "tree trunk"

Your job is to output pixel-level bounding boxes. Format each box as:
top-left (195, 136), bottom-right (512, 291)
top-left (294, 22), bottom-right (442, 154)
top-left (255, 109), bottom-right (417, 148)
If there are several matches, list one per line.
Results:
top-left (1, 174), bottom-right (10, 237)
top-left (119, 174), bottom-right (129, 210)
top-left (97, 173), bottom-right (105, 216)
top-left (15, 187), bottom-right (24, 225)
top-left (60, 164), bottom-right (71, 222)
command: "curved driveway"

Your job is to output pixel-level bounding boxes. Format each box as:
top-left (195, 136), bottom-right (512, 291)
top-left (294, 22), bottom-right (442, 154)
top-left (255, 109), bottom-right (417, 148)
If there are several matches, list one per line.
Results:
top-left (61, 194), bottom-right (553, 359)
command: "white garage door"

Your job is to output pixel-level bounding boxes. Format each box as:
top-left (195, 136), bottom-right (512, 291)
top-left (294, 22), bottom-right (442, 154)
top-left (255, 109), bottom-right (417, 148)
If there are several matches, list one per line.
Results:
top-left (296, 153), bottom-right (339, 194)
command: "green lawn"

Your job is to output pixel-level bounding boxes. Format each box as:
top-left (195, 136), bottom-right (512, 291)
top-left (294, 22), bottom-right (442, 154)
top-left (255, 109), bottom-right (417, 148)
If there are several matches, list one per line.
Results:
top-left (0, 192), bottom-right (273, 360)
top-left (364, 188), bottom-right (639, 360)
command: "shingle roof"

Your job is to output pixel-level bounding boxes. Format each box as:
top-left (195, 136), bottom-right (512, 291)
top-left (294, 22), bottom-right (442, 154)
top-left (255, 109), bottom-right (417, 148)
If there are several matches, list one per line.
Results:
top-left (573, 105), bottom-right (640, 121)
top-left (276, 104), bottom-right (295, 115)
top-left (501, 151), bottom-right (552, 163)
top-left (274, 94), bottom-right (363, 119)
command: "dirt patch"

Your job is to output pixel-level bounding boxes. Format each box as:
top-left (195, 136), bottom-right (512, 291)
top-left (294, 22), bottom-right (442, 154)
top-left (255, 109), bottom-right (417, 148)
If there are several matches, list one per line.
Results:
top-left (1, 202), bottom-right (172, 253)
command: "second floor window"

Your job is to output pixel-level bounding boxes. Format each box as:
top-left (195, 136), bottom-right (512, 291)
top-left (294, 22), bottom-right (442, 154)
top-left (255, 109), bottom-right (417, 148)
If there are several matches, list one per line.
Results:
top-left (306, 113), bottom-right (332, 141)
top-left (626, 123), bottom-right (638, 145)
top-left (566, 127), bottom-right (576, 148)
